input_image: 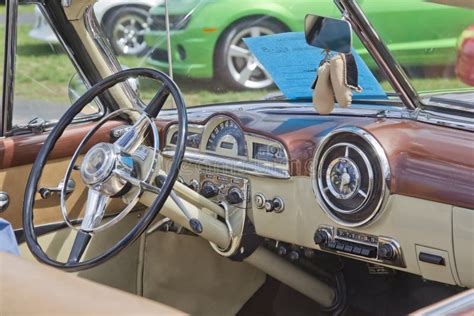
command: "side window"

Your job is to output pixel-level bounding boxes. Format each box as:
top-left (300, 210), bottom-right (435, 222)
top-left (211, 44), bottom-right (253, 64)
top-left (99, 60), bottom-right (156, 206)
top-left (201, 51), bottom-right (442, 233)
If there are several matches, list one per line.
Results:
top-left (11, 4), bottom-right (102, 127)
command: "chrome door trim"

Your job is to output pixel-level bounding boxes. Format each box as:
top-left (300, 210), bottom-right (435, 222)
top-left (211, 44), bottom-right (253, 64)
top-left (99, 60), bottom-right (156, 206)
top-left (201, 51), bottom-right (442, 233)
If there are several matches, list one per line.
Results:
top-left (334, 0), bottom-right (422, 111)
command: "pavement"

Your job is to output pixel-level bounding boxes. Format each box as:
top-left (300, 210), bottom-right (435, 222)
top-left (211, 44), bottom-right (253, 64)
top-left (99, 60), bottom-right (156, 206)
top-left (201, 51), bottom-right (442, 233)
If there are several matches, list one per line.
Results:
top-left (0, 11), bottom-right (34, 25)
top-left (13, 99), bottom-right (70, 126)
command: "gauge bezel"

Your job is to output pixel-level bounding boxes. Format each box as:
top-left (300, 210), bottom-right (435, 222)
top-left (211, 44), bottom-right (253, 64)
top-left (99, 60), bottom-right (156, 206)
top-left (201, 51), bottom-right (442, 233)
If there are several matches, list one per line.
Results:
top-left (311, 127), bottom-right (391, 227)
top-left (204, 118), bottom-right (248, 157)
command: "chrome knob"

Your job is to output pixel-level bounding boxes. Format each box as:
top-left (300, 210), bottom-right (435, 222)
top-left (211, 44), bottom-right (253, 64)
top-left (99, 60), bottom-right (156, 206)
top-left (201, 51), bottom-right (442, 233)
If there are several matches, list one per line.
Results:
top-left (254, 193), bottom-right (266, 209)
top-left (0, 192), bottom-right (9, 213)
top-left (379, 243), bottom-right (396, 260)
top-left (264, 197), bottom-right (284, 213)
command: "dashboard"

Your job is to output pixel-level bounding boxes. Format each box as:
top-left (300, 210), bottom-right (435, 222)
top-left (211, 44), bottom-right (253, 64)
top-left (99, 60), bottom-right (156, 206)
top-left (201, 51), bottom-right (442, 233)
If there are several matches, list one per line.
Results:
top-left (163, 115), bottom-right (290, 179)
top-left (159, 107), bottom-right (474, 289)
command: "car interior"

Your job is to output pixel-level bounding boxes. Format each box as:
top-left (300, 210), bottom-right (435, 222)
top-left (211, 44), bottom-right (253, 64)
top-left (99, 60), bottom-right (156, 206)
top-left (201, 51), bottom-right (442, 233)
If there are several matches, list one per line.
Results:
top-left (0, 0), bottom-right (473, 315)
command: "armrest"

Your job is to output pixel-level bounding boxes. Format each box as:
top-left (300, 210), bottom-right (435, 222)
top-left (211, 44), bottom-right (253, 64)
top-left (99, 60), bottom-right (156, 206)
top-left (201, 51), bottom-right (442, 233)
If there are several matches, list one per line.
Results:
top-left (0, 252), bottom-right (186, 315)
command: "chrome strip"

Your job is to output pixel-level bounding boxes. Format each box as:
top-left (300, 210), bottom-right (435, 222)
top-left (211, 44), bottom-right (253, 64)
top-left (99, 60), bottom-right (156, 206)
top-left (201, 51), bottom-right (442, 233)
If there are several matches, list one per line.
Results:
top-left (417, 110), bottom-right (474, 132)
top-left (164, 0), bottom-right (174, 80)
top-left (83, 6), bottom-right (142, 109)
top-left (311, 126), bottom-right (391, 227)
top-left (162, 150), bottom-right (290, 179)
top-left (335, 0), bottom-right (421, 110)
top-left (1, 0), bottom-right (19, 136)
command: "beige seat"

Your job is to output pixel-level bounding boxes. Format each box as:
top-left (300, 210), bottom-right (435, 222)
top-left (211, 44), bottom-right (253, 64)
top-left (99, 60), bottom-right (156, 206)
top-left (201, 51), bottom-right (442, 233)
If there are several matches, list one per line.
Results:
top-left (0, 252), bottom-right (186, 315)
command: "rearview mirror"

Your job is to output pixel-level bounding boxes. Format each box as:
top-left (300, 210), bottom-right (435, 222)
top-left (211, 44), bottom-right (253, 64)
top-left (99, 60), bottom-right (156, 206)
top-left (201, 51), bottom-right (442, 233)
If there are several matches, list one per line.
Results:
top-left (304, 14), bottom-right (352, 53)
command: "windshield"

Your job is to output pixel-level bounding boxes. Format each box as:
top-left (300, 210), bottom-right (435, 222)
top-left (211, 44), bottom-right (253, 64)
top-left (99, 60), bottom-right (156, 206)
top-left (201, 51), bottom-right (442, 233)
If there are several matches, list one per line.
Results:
top-left (367, 0), bottom-right (474, 95)
top-left (112, 0), bottom-right (382, 107)
top-left (113, 0), bottom-right (391, 106)
top-left (109, 0), bottom-right (473, 106)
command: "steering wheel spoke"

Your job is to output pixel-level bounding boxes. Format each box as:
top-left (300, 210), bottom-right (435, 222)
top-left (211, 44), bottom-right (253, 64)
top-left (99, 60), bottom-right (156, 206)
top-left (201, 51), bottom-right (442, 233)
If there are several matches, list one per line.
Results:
top-left (81, 189), bottom-right (110, 232)
top-left (114, 113), bottom-right (150, 155)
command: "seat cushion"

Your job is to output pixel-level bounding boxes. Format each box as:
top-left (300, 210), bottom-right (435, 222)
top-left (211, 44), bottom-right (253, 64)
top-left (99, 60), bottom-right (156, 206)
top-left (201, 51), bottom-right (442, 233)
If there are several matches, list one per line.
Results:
top-left (0, 252), bottom-right (186, 315)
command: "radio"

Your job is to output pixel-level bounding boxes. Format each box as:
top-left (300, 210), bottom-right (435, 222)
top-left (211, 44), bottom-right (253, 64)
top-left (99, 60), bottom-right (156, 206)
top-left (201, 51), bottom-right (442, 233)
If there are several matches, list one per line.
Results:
top-left (314, 226), bottom-right (406, 268)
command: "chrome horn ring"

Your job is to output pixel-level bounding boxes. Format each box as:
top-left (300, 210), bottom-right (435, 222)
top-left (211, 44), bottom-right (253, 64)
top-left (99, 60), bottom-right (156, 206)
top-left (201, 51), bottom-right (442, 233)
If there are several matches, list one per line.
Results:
top-left (60, 108), bottom-right (160, 233)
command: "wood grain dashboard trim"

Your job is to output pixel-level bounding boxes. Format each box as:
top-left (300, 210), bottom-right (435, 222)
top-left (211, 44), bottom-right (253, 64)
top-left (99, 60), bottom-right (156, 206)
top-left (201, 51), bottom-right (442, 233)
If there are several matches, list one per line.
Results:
top-left (159, 113), bottom-right (474, 209)
top-left (0, 120), bottom-right (124, 170)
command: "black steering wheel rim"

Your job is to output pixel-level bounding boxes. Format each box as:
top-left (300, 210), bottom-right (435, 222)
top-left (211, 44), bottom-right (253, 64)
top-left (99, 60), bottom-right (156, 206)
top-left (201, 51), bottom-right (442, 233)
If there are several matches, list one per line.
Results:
top-left (22, 68), bottom-right (187, 272)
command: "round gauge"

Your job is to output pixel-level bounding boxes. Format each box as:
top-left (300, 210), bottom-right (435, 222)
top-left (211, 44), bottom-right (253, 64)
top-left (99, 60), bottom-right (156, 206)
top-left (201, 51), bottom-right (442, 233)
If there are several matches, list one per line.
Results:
top-left (206, 120), bottom-right (247, 157)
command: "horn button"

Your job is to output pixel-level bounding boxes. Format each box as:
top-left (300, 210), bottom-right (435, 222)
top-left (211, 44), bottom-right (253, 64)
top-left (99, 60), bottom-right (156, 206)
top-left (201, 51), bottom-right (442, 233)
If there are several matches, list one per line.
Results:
top-left (80, 143), bottom-right (133, 196)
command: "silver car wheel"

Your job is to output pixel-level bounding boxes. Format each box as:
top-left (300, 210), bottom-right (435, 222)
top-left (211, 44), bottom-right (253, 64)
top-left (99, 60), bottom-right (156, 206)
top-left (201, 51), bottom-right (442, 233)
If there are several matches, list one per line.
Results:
top-left (112, 14), bottom-right (149, 56)
top-left (227, 26), bottom-right (274, 89)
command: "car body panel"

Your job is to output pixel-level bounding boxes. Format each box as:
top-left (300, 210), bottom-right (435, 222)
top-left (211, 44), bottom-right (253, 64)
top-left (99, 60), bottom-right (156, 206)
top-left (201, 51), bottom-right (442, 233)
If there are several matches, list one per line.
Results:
top-left (29, 0), bottom-right (161, 43)
top-left (145, 0), bottom-right (473, 78)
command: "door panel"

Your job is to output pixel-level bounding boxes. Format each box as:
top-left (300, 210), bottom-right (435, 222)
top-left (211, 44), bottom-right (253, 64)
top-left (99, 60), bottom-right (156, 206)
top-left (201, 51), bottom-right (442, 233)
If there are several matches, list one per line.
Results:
top-left (0, 120), bottom-right (125, 229)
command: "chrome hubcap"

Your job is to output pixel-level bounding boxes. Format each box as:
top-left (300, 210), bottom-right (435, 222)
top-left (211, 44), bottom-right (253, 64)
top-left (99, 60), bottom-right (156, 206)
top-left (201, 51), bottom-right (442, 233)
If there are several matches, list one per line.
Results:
top-left (227, 26), bottom-right (274, 89)
top-left (113, 15), bottom-right (148, 55)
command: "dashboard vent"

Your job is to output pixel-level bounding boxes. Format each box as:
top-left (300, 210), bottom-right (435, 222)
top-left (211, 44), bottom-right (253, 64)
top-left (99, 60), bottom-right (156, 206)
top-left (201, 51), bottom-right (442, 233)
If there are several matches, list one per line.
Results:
top-left (311, 127), bottom-right (390, 227)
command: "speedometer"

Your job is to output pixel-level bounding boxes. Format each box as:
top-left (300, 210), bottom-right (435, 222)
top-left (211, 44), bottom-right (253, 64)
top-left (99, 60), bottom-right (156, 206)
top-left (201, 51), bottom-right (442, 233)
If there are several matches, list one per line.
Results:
top-left (206, 120), bottom-right (247, 157)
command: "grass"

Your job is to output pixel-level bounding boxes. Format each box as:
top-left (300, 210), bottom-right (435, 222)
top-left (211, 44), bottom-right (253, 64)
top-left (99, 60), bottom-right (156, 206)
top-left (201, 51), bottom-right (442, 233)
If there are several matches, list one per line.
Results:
top-left (0, 12), bottom-right (471, 112)
top-left (0, 4), bottom-right (34, 16)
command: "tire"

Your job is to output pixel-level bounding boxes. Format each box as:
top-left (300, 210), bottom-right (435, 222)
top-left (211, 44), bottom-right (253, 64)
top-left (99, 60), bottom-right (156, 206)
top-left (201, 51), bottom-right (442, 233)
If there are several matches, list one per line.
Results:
top-left (103, 6), bottom-right (151, 57)
top-left (214, 17), bottom-right (288, 90)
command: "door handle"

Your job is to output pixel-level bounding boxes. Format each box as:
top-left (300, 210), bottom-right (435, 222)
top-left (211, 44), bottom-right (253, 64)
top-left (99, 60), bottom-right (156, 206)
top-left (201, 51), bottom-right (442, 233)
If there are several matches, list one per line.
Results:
top-left (39, 179), bottom-right (76, 199)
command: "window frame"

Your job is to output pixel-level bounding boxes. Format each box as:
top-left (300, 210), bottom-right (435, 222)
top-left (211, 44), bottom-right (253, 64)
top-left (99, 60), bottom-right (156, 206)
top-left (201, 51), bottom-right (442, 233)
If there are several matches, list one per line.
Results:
top-left (1, 1), bottom-right (106, 138)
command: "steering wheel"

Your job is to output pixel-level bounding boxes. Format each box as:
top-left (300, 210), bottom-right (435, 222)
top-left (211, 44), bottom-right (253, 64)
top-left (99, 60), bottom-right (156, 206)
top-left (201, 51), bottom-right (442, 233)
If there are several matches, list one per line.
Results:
top-left (22, 68), bottom-right (187, 272)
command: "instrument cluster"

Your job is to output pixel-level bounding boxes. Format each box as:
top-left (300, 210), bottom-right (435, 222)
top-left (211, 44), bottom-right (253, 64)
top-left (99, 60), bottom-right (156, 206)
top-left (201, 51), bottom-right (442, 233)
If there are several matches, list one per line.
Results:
top-left (164, 115), bottom-right (290, 179)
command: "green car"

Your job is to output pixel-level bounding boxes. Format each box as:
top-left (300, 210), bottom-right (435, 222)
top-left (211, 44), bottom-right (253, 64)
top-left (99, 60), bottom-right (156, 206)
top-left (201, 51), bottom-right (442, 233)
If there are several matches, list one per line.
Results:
top-left (145, 0), bottom-right (473, 89)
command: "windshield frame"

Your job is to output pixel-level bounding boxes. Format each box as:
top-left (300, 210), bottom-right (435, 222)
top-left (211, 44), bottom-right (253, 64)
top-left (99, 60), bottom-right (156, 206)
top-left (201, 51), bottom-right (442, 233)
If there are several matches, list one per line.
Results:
top-left (335, 0), bottom-right (423, 111)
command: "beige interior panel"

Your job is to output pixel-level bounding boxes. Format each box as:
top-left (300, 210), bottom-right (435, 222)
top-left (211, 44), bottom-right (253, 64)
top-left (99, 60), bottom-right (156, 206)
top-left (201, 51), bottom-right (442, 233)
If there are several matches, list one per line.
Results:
top-left (19, 211), bottom-right (144, 294)
top-left (415, 245), bottom-right (456, 285)
top-left (0, 158), bottom-right (88, 229)
top-left (453, 207), bottom-right (474, 288)
top-left (245, 176), bottom-right (462, 285)
top-left (142, 231), bottom-right (265, 316)
top-left (0, 157), bottom-right (125, 230)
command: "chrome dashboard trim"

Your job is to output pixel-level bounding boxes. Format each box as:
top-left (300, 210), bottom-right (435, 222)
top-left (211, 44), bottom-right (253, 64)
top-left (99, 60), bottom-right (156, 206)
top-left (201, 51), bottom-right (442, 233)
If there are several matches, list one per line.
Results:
top-left (311, 126), bottom-right (391, 227)
top-left (162, 150), bottom-right (290, 179)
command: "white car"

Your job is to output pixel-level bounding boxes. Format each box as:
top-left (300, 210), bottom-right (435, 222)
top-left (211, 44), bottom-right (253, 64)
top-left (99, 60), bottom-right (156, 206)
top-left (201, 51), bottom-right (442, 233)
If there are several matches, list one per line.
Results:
top-left (29, 0), bottom-right (162, 56)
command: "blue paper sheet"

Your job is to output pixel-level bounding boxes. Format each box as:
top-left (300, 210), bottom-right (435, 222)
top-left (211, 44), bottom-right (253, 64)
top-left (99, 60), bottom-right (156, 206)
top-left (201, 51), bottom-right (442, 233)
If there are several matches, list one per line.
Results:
top-left (0, 218), bottom-right (19, 256)
top-left (244, 32), bottom-right (387, 100)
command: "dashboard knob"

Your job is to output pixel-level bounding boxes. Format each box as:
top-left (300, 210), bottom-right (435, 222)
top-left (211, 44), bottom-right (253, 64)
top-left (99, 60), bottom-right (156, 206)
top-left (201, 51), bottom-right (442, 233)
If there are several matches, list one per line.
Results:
top-left (227, 188), bottom-right (244, 205)
top-left (277, 246), bottom-right (287, 256)
top-left (200, 181), bottom-right (219, 198)
top-left (289, 250), bottom-right (300, 261)
top-left (254, 193), bottom-right (266, 209)
top-left (264, 197), bottom-right (284, 213)
top-left (187, 179), bottom-right (200, 192)
top-left (314, 230), bottom-right (330, 245)
top-left (379, 243), bottom-right (395, 260)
